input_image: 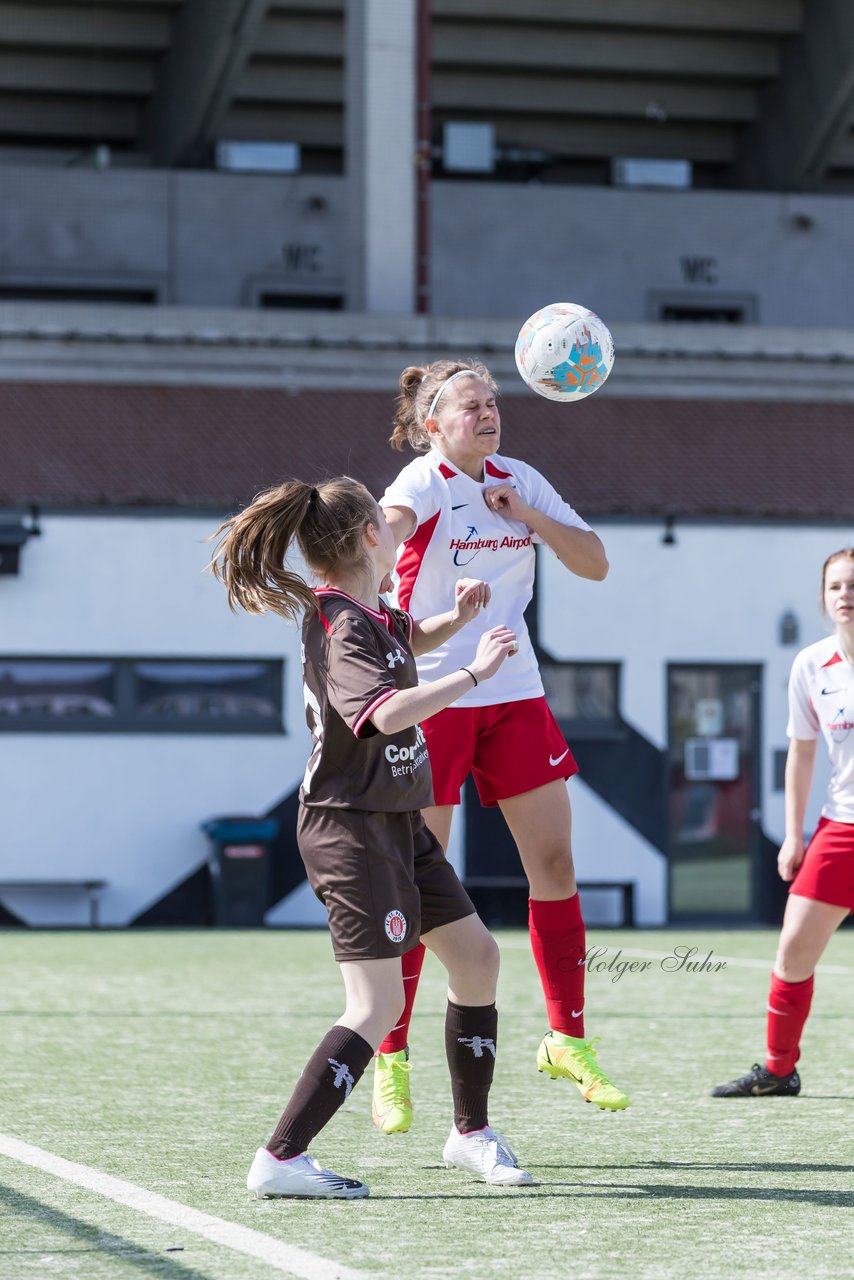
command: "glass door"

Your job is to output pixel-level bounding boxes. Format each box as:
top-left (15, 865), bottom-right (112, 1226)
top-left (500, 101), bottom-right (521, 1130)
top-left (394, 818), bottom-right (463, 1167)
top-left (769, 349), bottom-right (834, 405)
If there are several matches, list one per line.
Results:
top-left (667, 665), bottom-right (761, 918)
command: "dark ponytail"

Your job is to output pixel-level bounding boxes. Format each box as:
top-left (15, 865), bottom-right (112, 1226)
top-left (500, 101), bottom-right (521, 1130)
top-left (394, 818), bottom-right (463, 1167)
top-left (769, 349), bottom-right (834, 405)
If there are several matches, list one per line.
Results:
top-left (209, 476), bottom-right (378, 621)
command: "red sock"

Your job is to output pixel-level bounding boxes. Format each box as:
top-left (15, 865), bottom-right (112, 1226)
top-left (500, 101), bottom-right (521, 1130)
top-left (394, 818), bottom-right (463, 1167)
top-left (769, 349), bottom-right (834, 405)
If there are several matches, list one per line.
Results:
top-left (766, 972), bottom-right (814, 1076)
top-left (377, 942), bottom-right (426, 1054)
top-left (528, 894), bottom-right (586, 1038)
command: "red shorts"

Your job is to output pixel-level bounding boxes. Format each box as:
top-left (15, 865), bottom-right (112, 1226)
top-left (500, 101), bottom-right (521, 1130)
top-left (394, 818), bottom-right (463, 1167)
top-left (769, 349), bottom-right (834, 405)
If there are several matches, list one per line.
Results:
top-left (790, 816), bottom-right (854, 912)
top-left (422, 696), bottom-right (578, 807)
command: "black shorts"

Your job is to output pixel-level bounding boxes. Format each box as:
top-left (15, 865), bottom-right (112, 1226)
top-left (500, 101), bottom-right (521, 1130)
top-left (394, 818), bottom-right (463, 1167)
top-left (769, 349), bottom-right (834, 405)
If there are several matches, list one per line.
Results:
top-left (297, 804), bottom-right (476, 961)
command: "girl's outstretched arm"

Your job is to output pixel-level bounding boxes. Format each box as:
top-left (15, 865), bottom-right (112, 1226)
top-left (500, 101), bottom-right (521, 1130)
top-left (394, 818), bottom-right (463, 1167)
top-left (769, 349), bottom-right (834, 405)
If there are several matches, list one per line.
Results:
top-left (409, 578), bottom-right (492, 656)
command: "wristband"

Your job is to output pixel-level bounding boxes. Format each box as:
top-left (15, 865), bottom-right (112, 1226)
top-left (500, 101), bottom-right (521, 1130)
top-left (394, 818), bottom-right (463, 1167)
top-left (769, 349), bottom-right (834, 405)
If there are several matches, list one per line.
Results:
top-left (460, 666), bottom-right (478, 687)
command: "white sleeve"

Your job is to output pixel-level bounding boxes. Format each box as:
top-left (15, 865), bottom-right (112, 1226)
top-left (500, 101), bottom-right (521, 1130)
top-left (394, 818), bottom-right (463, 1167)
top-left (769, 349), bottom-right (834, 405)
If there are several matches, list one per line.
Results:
top-left (786, 651), bottom-right (820, 740)
top-left (516, 460), bottom-right (592, 543)
top-left (381, 461), bottom-right (433, 526)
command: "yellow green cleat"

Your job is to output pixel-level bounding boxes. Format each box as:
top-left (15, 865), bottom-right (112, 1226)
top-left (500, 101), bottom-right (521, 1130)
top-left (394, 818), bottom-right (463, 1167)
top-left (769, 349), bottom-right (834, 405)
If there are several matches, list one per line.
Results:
top-left (537, 1032), bottom-right (630, 1111)
top-left (371, 1049), bottom-right (413, 1134)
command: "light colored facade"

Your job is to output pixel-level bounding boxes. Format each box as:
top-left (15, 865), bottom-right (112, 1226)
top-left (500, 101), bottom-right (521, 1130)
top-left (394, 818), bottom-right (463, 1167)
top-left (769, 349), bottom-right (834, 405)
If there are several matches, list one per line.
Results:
top-left (1, 506), bottom-right (847, 928)
top-left (3, 166), bottom-right (854, 326)
top-left (0, 514), bottom-right (307, 926)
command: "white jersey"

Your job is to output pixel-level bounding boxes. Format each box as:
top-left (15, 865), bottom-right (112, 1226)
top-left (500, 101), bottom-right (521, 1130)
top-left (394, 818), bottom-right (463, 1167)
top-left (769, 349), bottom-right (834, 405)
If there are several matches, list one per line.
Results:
top-left (787, 634), bottom-right (854, 824)
top-left (380, 448), bottom-right (591, 708)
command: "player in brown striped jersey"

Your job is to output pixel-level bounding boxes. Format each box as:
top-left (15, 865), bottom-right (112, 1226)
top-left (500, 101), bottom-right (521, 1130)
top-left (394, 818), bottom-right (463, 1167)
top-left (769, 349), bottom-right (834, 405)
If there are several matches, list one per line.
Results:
top-left (210, 475), bottom-right (532, 1197)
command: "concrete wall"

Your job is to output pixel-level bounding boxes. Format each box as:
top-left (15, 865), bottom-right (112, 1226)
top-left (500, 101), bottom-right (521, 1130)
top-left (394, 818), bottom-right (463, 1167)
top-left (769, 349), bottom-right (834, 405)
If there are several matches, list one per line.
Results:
top-left (432, 184), bottom-right (854, 327)
top-left (0, 169), bottom-right (346, 308)
top-left (3, 166), bottom-right (854, 323)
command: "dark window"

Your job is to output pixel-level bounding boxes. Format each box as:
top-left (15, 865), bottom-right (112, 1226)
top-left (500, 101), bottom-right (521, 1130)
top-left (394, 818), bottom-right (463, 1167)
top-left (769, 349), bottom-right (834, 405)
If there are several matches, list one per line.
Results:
top-left (647, 291), bottom-right (757, 324)
top-left (0, 661), bottom-right (117, 723)
top-left (0, 284), bottom-right (159, 304)
top-left (773, 748), bottom-right (788, 792)
top-left (539, 661), bottom-right (621, 738)
top-left (659, 303), bottom-right (747, 323)
top-left (257, 291), bottom-right (344, 310)
top-left (132, 661), bottom-right (281, 729)
top-left (0, 658), bottom-right (284, 733)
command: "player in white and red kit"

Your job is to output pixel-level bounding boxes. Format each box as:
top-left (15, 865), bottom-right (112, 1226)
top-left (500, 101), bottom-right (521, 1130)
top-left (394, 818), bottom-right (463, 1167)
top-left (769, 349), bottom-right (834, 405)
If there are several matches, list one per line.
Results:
top-left (713, 548), bottom-right (854, 1097)
top-left (370, 358), bottom-right (630, 1133)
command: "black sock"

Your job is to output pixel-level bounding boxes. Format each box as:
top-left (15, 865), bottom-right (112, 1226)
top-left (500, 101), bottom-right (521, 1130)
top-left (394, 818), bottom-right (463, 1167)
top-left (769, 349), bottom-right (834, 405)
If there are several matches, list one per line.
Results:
top-left (445, 1000), bottom-right (498, 1134)
top-left (266, 1025), bottom-right (374, 1160)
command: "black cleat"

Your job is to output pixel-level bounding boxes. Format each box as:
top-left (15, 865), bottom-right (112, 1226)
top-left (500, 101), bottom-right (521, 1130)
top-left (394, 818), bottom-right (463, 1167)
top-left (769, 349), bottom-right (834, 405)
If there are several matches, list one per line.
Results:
top-left (711, 1063), bottom-right (801, 1098)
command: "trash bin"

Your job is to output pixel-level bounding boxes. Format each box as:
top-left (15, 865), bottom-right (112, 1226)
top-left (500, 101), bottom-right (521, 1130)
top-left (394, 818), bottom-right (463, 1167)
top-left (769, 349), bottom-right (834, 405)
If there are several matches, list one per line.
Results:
top-left (201, 815), bottom-right (279, 927)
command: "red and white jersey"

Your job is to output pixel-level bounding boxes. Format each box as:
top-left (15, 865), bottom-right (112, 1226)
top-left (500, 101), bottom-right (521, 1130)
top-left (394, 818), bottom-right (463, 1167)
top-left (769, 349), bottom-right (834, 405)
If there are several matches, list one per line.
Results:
top-left (787, 634), bottom-right (854, 823)
top-left (380, 448), bottom-right (591, 707)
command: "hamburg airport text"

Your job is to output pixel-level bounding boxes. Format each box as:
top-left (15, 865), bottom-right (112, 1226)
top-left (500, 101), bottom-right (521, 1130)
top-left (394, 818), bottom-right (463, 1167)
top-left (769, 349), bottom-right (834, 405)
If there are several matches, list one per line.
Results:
top-left (449, 535), bottom-right (533, 552)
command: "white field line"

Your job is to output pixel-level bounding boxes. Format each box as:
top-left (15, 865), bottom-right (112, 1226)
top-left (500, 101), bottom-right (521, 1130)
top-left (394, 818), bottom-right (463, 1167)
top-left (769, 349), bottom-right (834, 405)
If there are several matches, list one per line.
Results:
top-left (498, 937), bottom-right (853, 974)
top-left (0, 1134), bottom-right (368, 1280)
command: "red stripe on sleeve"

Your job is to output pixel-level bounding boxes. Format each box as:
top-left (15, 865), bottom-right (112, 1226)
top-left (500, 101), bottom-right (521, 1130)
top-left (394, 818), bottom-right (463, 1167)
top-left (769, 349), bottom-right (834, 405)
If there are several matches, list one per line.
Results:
top-left (353, 687), bottom-right (397, 737)
top-left (395, 510), bottom-right (441, 612)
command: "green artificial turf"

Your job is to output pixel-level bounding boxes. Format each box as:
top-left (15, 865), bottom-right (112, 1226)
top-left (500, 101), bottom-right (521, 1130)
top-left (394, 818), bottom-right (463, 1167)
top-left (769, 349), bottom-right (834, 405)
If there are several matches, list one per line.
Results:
top-left (1, 927), bottom-right (852, 1280)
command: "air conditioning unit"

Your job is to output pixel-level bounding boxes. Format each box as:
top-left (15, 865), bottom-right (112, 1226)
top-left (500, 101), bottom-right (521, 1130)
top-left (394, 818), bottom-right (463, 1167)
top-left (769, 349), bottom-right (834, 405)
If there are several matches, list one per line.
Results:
top-left (216, 141), bottom-right (301, 174)
top-left (612, 157), bottom-right (691, 189)
top-left (443, 122), bottom-right (495, 173)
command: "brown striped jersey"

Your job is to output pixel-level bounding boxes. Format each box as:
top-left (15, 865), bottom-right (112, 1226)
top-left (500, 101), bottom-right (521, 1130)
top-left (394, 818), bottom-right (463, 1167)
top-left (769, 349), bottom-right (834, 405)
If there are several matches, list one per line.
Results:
top-left (299, 588), bottom-right (434, 812)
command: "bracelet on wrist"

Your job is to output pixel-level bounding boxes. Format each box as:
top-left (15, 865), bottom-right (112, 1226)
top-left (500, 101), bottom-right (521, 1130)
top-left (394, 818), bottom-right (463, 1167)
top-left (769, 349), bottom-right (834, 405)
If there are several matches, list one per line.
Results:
top-left (460, 666), bottom-right (478, 687)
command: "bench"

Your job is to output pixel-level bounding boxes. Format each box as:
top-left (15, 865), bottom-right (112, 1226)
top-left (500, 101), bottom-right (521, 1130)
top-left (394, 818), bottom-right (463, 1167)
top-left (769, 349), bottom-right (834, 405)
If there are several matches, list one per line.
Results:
top-left (463, 877), bottom-right (635, 927)
top-left (0, 879), bottom-right (107, 928)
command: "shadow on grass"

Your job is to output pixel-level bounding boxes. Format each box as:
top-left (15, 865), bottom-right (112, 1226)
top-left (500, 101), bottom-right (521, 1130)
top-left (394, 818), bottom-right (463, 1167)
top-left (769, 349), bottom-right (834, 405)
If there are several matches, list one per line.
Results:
top-left (791, 1094), bottom-right (854, 1100)
top-left (0, 1182), bottom-right (211, 1279)
top-left (535, 1167), bottom-right (854, 1172)
top-left (535, 1160), bottom-right (854, 1175)
top-left (558, 1183), bottom-right (854, 1207)
top-left (370, 1180), bottom-right (854, 1207)
top-left (369, 1159), bottom-right (854, 1208)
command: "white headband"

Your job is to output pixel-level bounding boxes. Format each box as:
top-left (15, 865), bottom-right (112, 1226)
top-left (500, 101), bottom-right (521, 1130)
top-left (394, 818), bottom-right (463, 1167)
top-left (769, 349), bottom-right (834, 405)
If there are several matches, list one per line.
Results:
top-left (426, 368), bottom-right (480, 421)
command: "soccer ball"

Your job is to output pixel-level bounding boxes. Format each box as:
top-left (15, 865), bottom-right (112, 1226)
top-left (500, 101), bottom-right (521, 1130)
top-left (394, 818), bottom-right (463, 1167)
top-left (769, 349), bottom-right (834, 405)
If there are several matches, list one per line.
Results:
top-left (514, 302), bottom-right (614, 403)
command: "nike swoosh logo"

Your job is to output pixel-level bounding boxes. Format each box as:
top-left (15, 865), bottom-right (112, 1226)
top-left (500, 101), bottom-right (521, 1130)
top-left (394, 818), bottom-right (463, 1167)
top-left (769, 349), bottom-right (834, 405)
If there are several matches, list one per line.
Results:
top-left (750, 1084), bottom-right (783, 1095)
top-left (549, 749), bottom-right (570, 766)
top-left (571, 1008), bottom-right (584, 1019)
top-left (451, 503), bottom-right (468, 510)
top-left (766, 1006), bottom-right (788, 1015)
top-left (821, 687), bottom-right (843, 695)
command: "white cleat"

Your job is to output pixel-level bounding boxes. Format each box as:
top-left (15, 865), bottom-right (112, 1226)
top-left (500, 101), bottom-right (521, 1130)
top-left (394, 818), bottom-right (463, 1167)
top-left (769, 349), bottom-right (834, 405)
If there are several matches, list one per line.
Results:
top-left (442, 1125), bottom-right (533, 1187)
top-left (246, 1147), bottom-right (368, 1199)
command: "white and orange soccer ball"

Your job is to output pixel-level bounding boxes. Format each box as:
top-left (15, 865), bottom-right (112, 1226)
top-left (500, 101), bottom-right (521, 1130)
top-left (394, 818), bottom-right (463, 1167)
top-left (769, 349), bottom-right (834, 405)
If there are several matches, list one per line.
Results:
top-left (514, 302), bottom-right (615, 402)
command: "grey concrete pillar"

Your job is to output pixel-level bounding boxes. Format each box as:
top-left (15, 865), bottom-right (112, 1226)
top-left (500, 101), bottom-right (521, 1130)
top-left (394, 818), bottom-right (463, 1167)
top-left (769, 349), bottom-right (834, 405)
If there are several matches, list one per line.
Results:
top-left (345, 0), bottom-right (417, 314)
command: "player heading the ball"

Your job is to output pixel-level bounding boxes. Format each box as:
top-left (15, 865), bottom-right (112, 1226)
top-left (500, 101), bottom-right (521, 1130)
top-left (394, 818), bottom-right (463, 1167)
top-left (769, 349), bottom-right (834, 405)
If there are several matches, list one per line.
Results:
top-left (370, 356), bottom-right (630, 1138)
